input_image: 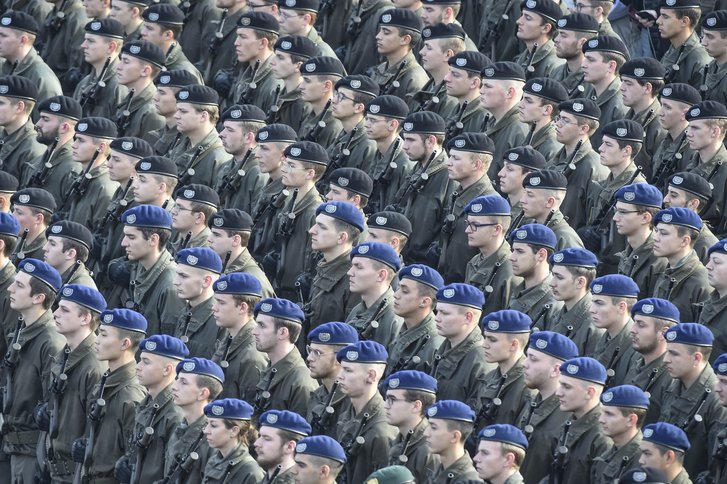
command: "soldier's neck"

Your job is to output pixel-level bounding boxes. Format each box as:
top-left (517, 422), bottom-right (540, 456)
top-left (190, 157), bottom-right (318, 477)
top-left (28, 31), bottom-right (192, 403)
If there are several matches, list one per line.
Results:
top-left (457, 172), bottom-right (483, 191)
top-left (669, 29), bottom-right (692, 48)
top-left (55, 258), bottom-right (78, 277)
top-left (626, 227), bottom-right (651, 250)
top-left (283, 75), bottom-right (302, 94)
top-left (716, 53), bottom-right (727, 65)
top-left (563, 291), bottom-right (588, 311)
top-left (360, 284), bottom-right (388, 308)
top-left (340, 115), bottom-right (362, 134)
top-left (605, 317), bottom-right (628, 339)
top-left (65, 328), bottom-right (93, 352)
top-left (632, 96), bottom-right (656, 116)
top-left (350, 387), bottom-right (378, 414)
top-left (125, 18), bottom-right (143, 36)
top-left (139, 248), bottom-right (164, 271)
top-left (457, 89), bottom-right (480, 106)
top-left (25, 225), bottom-right (47, 245)
top-left (187, 290), bottom-right (213, 309)
top-left (402, 310), bottom-right (432, 330)
top-left (428, 65), bottom-right (449, 85)
top-left (375, 134), bottom-right (398, 156)
top-left (590, 74), bottom-right (616, 97)
top-left (397, 415), bottom-right (424, 436)
top-left (250, 50), bottom-right (273, 69)
top-left (572, 400), bottom-right (598, 419)
top-left (522, 264), bottom-right (549, 289)
top-left (218, 440), bottom-right (239, 458)
top-left (611, 427), bottom-right (639, 449)
top-left (267, 343), bottom-right (295, 366)
top-left (124, 78), bottom-right (153, 95)
top-left (93, 55), bottom-right (115, 77)
top-left (267, 459), bottom-right (295, 478)
top-left (566, 55), bottom-right (584, 75)
top-left (667, 122), bottom-right (687, 140)
top-left (477, 239), bottom-right (504, 259)
top-left (524, 36), bottom-right (548, 52)
top-left (181, 403), bottom-right (205, 424)
top-left (7, 46), bottom-right (31, 65)
top-left (641, 347), bottom-right (666, 366)
top-left (310, 95), bottom-right (332, 115)
top-left (438, 445), bottom-right (466, 471)
top-left (608, 159), bottom-right (632, 179)
top-left (564, 136), bottom-right (586, 155)
top-left (107, 351), bottom-right (136, 373)
top-left (322, 243), bottom-right (351, 263)
top-left (20, 307), bottom-right (46, 326)
top-left (537, 380), bottom-right (559, 400)
top-left (321, 373), bottom-right (337, 392)
top-left (534, 208), bottom-right (555, 225)
top-left (227, 318), bottom-right (252, 339)
top-left (679, 363), bottom-right (707, 390)
top-left (447, 325), bottom-right (475, 348)
top-left (186, 125), bottom-right (215, 147)
top-left (146, 378), bottom-right (175, 400)
top-left (489, 469), bottom-right (518, 484)
top-left (385, 48), bottom-right (409, 67)
top-left (698, 142), bottom-right (723, 163)
top-left (507, 191), bottom-right (524, 209)
top-left (498, 352), bottom-right (523, 375)
top-left (489, 101), bottom-right (517, 123)
top-left (3, 115), bottom-right (29, 135)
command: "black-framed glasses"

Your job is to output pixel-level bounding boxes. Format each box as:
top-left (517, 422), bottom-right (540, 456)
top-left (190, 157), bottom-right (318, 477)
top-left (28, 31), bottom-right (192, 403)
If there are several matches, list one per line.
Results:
top-left (334, 90), bottom-right (356, 103)
top-left (466, 221), bottom-right (499, 232)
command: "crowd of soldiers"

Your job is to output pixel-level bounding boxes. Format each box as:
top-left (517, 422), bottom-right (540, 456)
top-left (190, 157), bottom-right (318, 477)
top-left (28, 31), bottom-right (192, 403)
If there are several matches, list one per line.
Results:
top-left (4, 0), bottom-right (727, 482)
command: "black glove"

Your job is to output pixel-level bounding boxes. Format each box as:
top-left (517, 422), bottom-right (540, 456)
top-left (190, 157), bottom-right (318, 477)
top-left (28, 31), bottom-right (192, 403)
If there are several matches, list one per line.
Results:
top-left (213, 69), bottom-right (234, 99)
top-left (89, 234), bottom-right (105, 262)
top-left (261, 251), bottom-right (280, 280)
top-left (107, 260), bottom-right (132, 287)
top-left (61, 67), bottom-right (84, 93)
top-left (294, 273), bottom-right (313, 303)
top-left (33, 470), bottom-right (51, 484)
top-left (33, 402), bottom-right (50, 432)
top-left (71, 437), bottom-right (87, 463)
top-left (424, 242), bottom-right (441, 267)
top-left (334, 45), bottom-right (347, 61)
top-left (114, 455), bottom-right (132, 484)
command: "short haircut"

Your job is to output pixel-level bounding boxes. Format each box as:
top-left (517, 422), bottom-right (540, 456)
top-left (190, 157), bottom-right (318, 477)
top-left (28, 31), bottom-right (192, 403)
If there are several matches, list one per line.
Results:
top-left (618, 406), bottom-right (647, 428)
top-left (222, 229), bottom-right (251, 247)
top-left (630, 78), bottom-right (665, 96)
top-left (195, 373), bottom-right (224, 401)
top-left (673, 7), bottom-right (701, 28)
top-left (116, 327), bottom-right (146, 350)
top-left (444, 420), bottom-right (474, 443)
top-left (29, 277), bottom-right (56, 310)
top-left (231, 294), bottom-right (262, 315)
top-left (60, 238), bottom-right (90, 263)
top-left (191, 103), bottom-right (220, 125)
top-left (138, 227), bottom-right (172, 250)
top-left (501, 442), bottom-right (527, 468)
top-left (0, 234), bottom-right (18, 257)
top-left (29, 206), bottom-right (52, 225)
top-left (402, 389), bottom-right (437, 415)
top-left (273, 317), bottom-right (302, 343)
top-left (439, 37), bottom-right (465, 54)
top-left (252, 29), bottom-right (279, 47)
top-left (674, 225), bottom-right (700, 247)
top-left (188, 201), bottom-right (217, 223)
top-left (561, 265), bottom-right (597, 286)
top-left (609, 296), bottom-right (637, 311)
top-left (150, 173), bottom-right (179, 195)
top-left (598, 51), bottom-right (627, 71)
top-left (300, 160), bottom-right (326, 180)
top-left (614, 138), bottom-right (643, 157)
top-left (330, 218), bottom-right (362, 245)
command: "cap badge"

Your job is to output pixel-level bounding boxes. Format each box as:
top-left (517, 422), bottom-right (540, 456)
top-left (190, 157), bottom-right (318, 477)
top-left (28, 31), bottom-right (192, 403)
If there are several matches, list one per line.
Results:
top-left (213, 217), bottom-right (224, 227)
top-left (487, 320), bottom-right (499, 331)
top-left (140, 162), bottom-right (151, 170)
top-left (389, 378), bottom-right (400, 388)
top-left (572, 102), bottom-right (584, 112)
top-left (258, 130), bottom-right (269, 140)
top-left (145, 341), bottom-right (157, 351)
top-left (0, 86), bottom-right (8, 94)
top-left (346, 350), bottom-right (359, 361)
top-left (216, 280), bottom-right (227, 290)
top-left (382, 13), bottom-right (391, 22)
top-left (662, 213), bottom-right (673, 223)
top-left (530, 176), bottom-right (541, 186)
top-left (642, 304), bottom-right (654, 314)
top-left (593, 284), bottom-right (603, 293)
top-left (666, 331), bottom-right (677, 341)
top-left (266, 413), bottom-right (279, 423)
top-left (643, 429), bottom-right (653, 438)
top-left (296, 443), bottom-right (307, 452)
top-left (319, 332), bottom-right (331, 342)
top-left (531, 82), bottom-right (543, 92)
top-left (261, 303), bottom-right (273, 312)
top-left (50, 102), bottom-right (61, 112)
top-left (707, 17), bottom-right (718, 27)
top-left (470, 203), bottom-right (482, 213)
top-left (483, 428), bottom-right (497, 437)
top-left (508, 152), bottom-right (519, 161)
top-left (454, 139), bottom-right (466, 148)
top-left (602, 392), bottom-right (613, 402)
top-left (186, 255), bottom-right (198, 265)
top-left (526, 0), bottom-right (536, 7)
top-left (337, 177), bottom-right (349, 187)
top-left (663, 87), bottom-right (672, 96)
top-left (1, 17), bottom-right (10, 25)
top-left (375, 216), bottom-right (387, 225)
top-left (129, 45), bottom-right (141, 55)
top-left (290, 147), bottom-right (302, 157)
top-left (160, 75), bottom-right (171, 84)
top-left (77, 123), bottom-right (88, 132)
top-left (566, 364), bottom-right (579, 374)
top-left (442, 288), bottom-right (455, 298)
top-left (403, 122), bottom-right (413, 131)
top-left (183, 189), bottom-right (195, 199)
top-left (212, 405), bottom-right (224, 416)
top-left (672, 175), bottom-right (683, 184)
top-left (553, 253), bottom-right (564, 263)
top-left (666, 0), bottom-right (676, 5)
top-left (633, 472), bottom-right (647, 483)
top-left (103, 314), bottom-right (114, 323)
top-left (62, 287), bottom-right (73, 297)
top-left (691, 108), bottom-right (701, 117)
top-left (369, 104), bottom-right (380, 113)
top-left (516, 230), bottom-right (527, 239)
top-left (281, 40), bottom-right (292, 49)
top-left (456, 58), bottom-right (467, 67)
top-left (18, 194), bottom-right (30, 203)
top-left (305, 63), bottom-right (315, 72)
top-left (427, 406), bottom-right (437, 417)
top-left (148, 12), bottom-right (159, 21)
top-left (122, 141), bottom-right (133, 151)
top-left (616, 127), bottom-right (628, 137)
top-left (719, 362), bottom-right (727, 373)
top-left (178, 90), bottom-right (189, 100)
top-left (231, 109), bottom-right (242, 119)
top-left (51, 225), bottom-right (63, 234)
top-left (423, 28), bottom-right (431, 37)
top-left (411, 267), bottom-right (423, 277)
top-left (484, 67), bottom-right (495, 77)
top-left (350, 79), bottom-right (361, 89)
top-left (624, 191), bottom-right (635, 201)
top-left (588, 39), bottom-right (598, 48)
top-left (127, 214), bottom-right (137, 224)
top-left (324, 204), bottom-right (336, 214)
top-left (536, 338), bottom-right (548, 349)
top-left (241, 17), bottom-right (251, 25)
top-left (557, 18), bottom-right (566, 27)
top-left (286, 0), bottom-right (296, 5)
top-left (634, 68), bottom-right (645, 77)
top-left (357, 245), bottom-right (370, 254)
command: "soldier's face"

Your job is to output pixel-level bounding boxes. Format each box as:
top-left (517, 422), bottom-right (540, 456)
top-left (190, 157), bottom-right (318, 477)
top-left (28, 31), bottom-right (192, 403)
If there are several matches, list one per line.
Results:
top-left (549, 265), bottom-right (581, 303)
top-left (434, 302), bottom-right (467, 339)
top-left (444, 67), bottom-right (476, 98)
top-left (555, 374), bottom-right (590, 412)
top-left (479, 80), bottom-right (507, 111)
top-left (212, 294), bottom-right (245, 328)
top-left (136, 352), bottom-right (169, 387)
top-left (652, 223), bottom-right (687, 258)
top-left (509, 242), bottom-right (539, 278)
top-left (516, 10), bottom-right (548, 42)
top-left (324, 185), bottom-right (355, 204)
top-left (53, 300), bottom-right (89, 335)
top-left (0, 28), bottom-right (22, 58)
top-left (235, 28), bottom-right (263, 63)
top-left (402, 134), bottom-right (427, 163)
top-left (0, 97), bottom-right (19, 127)
top-left (363, 114), bottom-right (392, 141)
top-left (171, 373), bottom-right (203, 406)
top-left (173, 264), bottom-right (209, 301)
top-left (554, 112), bottom-right (583, 144)
top-left (598, 405), bottom-right (633, 439)
top-left (446, 150), bottom-right (476, 182)
top-left (662, 186), bottom-right (689, 209)
top-left (336, 361), bottom-right (368, 398)
top-left (523, 348), bottom-right (559, 389)
top-left (254, 426), bottom-right (288, 470)
top-left (175, 103), bottom-right (205, 135)
top-left (106, 151), bottom-right (137, 182)
top-left (35, 113), bottom-right (61, 145)
top-left (299, 75), bottom-right (328, 103)
top-left (686, 119), bottom-right (719, 151)
top-left (706, 252), bottom-right (727, 293)
top-left (465, 215), bottom-right (497, 249)
top-left (305, 342), bottom-right (339, 379)
top-left (714, 374), bottom-right (727, 406)
top-left (520, 188), bottom-right (550, 220)
top-left (132, 174), bottom-right (163, 203)
top-left (581, 52), bottom-right (611, 84)
top-left (701, 29), bottom-right (727, 58)
top-left (140, 22), bottom-right (165, 47)
top-left (598, 136), bottom-right (629, 168)
top-left (656, 9), bottom-right (683, 40)
top-left (483, 331), bottom-right (514, 364)
top-left (72, 133), bottom-right (99, 164)
top-left (384, 388), bottom-right (416, 426)
top-left (518, 93), bottom-right (546, 124)
top-left (203, 418), bottom-right (237, 449)
top-left (81, 34), bottom-right (110, 65)
top-left (638, 441), bottom-right (670, 469)
top-left (278, 9), bottom-right (308, 36)
top-left (497, 162), bottom-right (526, 194)
top-left (663, 342), bottom-right (699, 380)
top-left (589, 295), bottom-right (621, 330)
top-left (331, 88), bottom-right (358, 120)
top-left (109, 1), bottom-right (136, 27)
top-left (82, 0), bottom-right (108, 18)
top-left (153, 86), bottom-right (178, 117)
top-left (95, 325), bottom-right (126, 361)
top-left (291, 455), bottom-right (325, 484)
top-left (347, 256), bottom-right (381, 295)
top-left (7, 271), bottom-right (36, 311)
top-left (365, 227), bottom-right (398, 248)
top-left (270, 51), bottom-right (299, 80)
top-left (424, 418), bottom-right (454, 455)
top-left (252, 314), bottom-right (280, 353)
top-left (612, 201), bottom-right (644, 236)
top-left (10, 205), bottom-right (37, 232)
top-left (658, 99), bottom-right (688, 131)
top-left (42, 236), bottom-right (69, 270)
top-left (207, 228), bottom-right (235, 258)
top-left (121, 226), bottom-right (154, 261)
top-left (393, 279), bottom-right (425, 318)
top-left (630, 315), bottom-right (663, 355)
top-left (280, 158), bottom-right (314, 188)
top-left (619, 76), bottom-right (647, 108)
top-left (116, 54), bottom-right (145, 85)
top-left (171, 199), bottom-right (197, 231)
top-left (419, 40), bottom-right (448, 73)
top-left (473, 440), bottom-right (510, 481)
top-left (256, 142), bottom-right (286, 174)
top-left (554, 29), bottom-right (581, 60)
top-left (219, 121), bottom-right (248, 155)
top-left (420, 5), bottom-right (445, 26)
top-left (309, 213), bottom-right (343, 252)
top-left (375, 26), bottom-right (404, 56)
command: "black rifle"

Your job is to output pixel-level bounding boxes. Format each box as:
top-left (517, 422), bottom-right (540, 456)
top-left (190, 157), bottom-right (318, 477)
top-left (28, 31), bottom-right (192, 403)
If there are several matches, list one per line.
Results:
top-left (7, 60), bottom-right (17, 76)
top-left (2, 317), bottom-right (24, 415)
top-left (160, 431), bottom-right (205, 484)
top-left (75, 370), bottom-right (109, 483)
top-left (548, 419), bottom-right (572, 484)
top-left (560, 140), bottom-right (584, 179)
top-left (651, 131), bottom-right (687, 188)
top-left (567, 74), bottom-right (586, 98)
top-left (94, 177), bottom-right (134, 236)
top-left (58, 147), bottom-right (103, 216)
top-left (28, 137), bottom-right (60, 188)
top-left (317, 127), bottom-right (358, 191)
top-left (217, 148), bottom-right (254, 199)
top-left (524, 122), bottom-right (537, 146)
top-left (130, 403), bottom-right (161, 484)
top-left (265, 85), bottom-right (283, 124)
top-left (368, 136), bottom-right (402, 214)
top-left (179, 310), bottom-right (193, 344)
top-left (444, 101), bottom-right (469, 144)
top-left (381, 60), bottom-right (408, 95)
top-left (604, 346), bottom-right (621, 388)
top-left (203, 8), bottom-right (229, 82)
top-left (38, 345), bottom-right (71, 479)
top-left (678, 388), bottom-right (712, 433)
top-left (80, 57), bottom-right (111, 109)
top-left (237, 59), bottom-right (261, 105)
top-left (478, 0), bottom-right (514, 59)
top-left (178, 144), bottom-right (207, 186)
top-left (10, 228), bottom-right (29, 266)
top-left (302, 99), bottom-right (332, 142)
top-left (356, 298), bottom-right (389, 340)
top-left (116, 88), bottom-right (136, 137)
top-left (389, 150), bottom-right (438, 213)
top-left (664, 42), bottom-right (687, 84)
top-left (413, 81), bottom-right (445, 113)
top-left (523, 43), bottom-right (539, 77)
top-left (339, 412), bottom-right (370, 484)
top-left (699, 63), bottom-right (711, 100)
top-left (310, 381), bottom-right (339, 435)
top-left (505, 211), bottom-right (526, 240)
top-left (44, 0), bottom-right (69, 34)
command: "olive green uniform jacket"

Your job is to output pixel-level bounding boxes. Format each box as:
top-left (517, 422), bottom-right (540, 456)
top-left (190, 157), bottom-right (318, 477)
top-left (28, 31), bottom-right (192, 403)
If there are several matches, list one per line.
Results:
top-left (66, 163), bottom-right (119, 230)
top-left (465, 243), bottom-right (521, 316)
top-left (212, 322), bottom-right (268, 401)
top-left (200, 8), bottom-right (243, 85)
top-left (626, 99), bottom-right (664, 181)
top-left (341, 0), bottom-right (393, 75)
top-left (371, 51), bottom-right (429, 107)
top-left (307, 382), bottom-right (348, 438)
top-left (323, 118), bottom-right (377, 184)
top-left (623, 352), bottom-right (670, 425)
top-left (699, 290), bottom-right (727, 364)
top-left (117, 83), bottom-right (166, 141)
top-left (549, 294), bottom-right (603, 356)
top-left (297, 102), bottom-right (342, 149)
top-left (224, 249), bottom-right (275, 298)
top-left (369, 139), bottom-right (413, 215)
top-left (386, 312), bottom-right (443, 377)
top-left (73, 58), bottom-right (128, 119)
top-left (702, 59), bottom-right (727, 107)
top-left (517, 393), bottom-right (569, 484)
top-left (551, 62), bottom-right (587, 99)
top-left (514, 40), bottom-right (564, 80)
top-left (267, 85), bottom-right (310, 133)
top-left (249, 177), bottom-right (286, 262)
top-left (478, 0), bottom-right (522, 62)
top-left (685, 145), bottom-right (727, 236)
top-left (172, 298), bottom-right (221, 360)
top-left (170, 129), bottom-right (227, 188)
top-left (254, 347), bottom-right (318, 419)
top-left (0, 119), bottom-right (45, 181)
top-left (650, 130), bottom-right (692, 190)
top-left (0, 262), bottom-right (18, 358)
top-left (306, 252), bottom-right (360, 332)
top-left (8, 37), bottom-right (62, 113)
top-left (426, 452), bottom-right (481, 484)
top-left (164, 43), bottom-right (204, 84)
top-left (617, 233), bottom-right (668, 301)
top-left (485, 106), bottom-right (530, 181)
top-left (431, 327), bottom-right (488, 409)
top-left (544, 209), bottom-right (584, 251)
top-left (38, 0), bottom-right (87, 81)
top-left (508, 276), bottom-right (563, 332)
top-left (160, 414), bottom-right (211, 484)
top-left (593, 320), bottom-right (636, 388)
top-left (530, 122), bottom-right (563, 163)
top-left (651, 250), bottom-right (712, 322)
top-left (216, 151), bottom-right (269, 214)
top-left (388, 418), bottom-right (439, 484)
top-left (178, 0), bottom-right (222, 66)
top-left (229, 54), bottom-right (282, 113)
top-left (474, 358), bottom-right (533, 428)
top-left (590, 432), bottom-right (642, 484)
top-left (583, 77), bottom-right (627, 150)
top-left (410, 79), bottom-right (459, 120)
top-left (445, 98), bottom-right (489, 143)
top-left (346, 288), bottom-right (402, 350)
top-left (661, 33), bottom-right (711, 86)
top-left (21, 140), bottom-right (80, 208)
top-left (202, 443), bottom-right (264, 484)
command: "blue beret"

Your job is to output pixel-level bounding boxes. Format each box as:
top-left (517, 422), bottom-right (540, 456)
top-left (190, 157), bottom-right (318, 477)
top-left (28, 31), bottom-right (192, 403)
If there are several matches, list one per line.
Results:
top-left (642, 422), bottom-right (691, 452)
top-left (509, 223), bottom-right (557, 250)
top-left (237, 11), bottom-right (279, 33)
top-left (426, 400), bottom-right (476, 422)
top-left (0, 212), bottom-right (19, 237)
top-left (177, 248), bottom-right (223, 273)
top-left (175, 183), bottom-right (220, 208)
top-left (436, 283), bottom-right (484, 309)
top-left (308, 322), bottom-right (359, 345)
top-left (602, 120), bottom-right (644, 143)
top-left (664, 322), bottom-right (714, 347)
top-left (601, 385), bottom-right (650, 409)
top-left (285, 140), bottom-right (330, 165)
top-left (422, 22), bottom-right (465, 40)
top-left (367, 211), bottom-right (412, 236)
top-left (549, 247), bottom-right (598, 268)
top-left (350, 242), bottom-right (401, 271)
top-left (560, 357), bottom-right (607, 385)
top-left (366, 95), bottom-right (410, 119)
top-left (76, 116), bottom-right (117, 139)
top-left (482, 310), bottom-right (532, 333)
top-left (18, 259), bottom-right (61, 292)
top-left (0, 75), bottom-right (38, 101)
top-left (713, 352), bottom-right (727, 375)
top-left (254, 298), bottom-right (305, 324)
top-left (559, 98), bottom-right (601, 121)
top-left (446, 132), bottom-right (495, 154)
top-left (11, 188), bottom-right (56, 212)
top-left (100, 308), bottom-right (148, 334)
top-left (295, 436), bottom-right (347, 463)
top-left (379, 8), bottom-right (423, 31)
top-left (221, 104), bottom-right (266, 123)
top-left (316, 201), bottom-right (366, 232)
top-left (176, 357), bottom-right (225, 382)
top-left (301, 56), bottom-right (346, 77)
top-left (204, 398), bottom-right (254, 420)
top-left (503, 146), bottom-right (547, 170)
top-left (654, 207), bottom-right (702, 231)
top-left (556, 13), bottom-right (599, 33)
top-left (256, 123), bottom-right (298, 143)
top-left (337, 341), bottom-right (388, 363)
top-left (398, 264), bottom-right (444, 290)
top-left (155, 69), bottom-right (201, 89)
top-left (481, 61), bottom-right (526, 82)
top-left (275, 35), bottom-right (319, 59)
top-left (140, 335), bottom-right (190, 360)
top-left (122, 205), bottom-right (172, 230)
top-left (529, 331), bottom-right (579, 361)
top-left (590, 274), bottom-right (639, 298)
top-left (208, 209), bottom-right (253, 232)
top-left (84, 18), bottom-right (125, 39)
top-left (447, 51), bottom-right (492, 74)
top-left (464, 195), bottom-right (511, 216)
top-left (709, 238), bottom-right (727, 256)
top-left (136, 156), bottom-right (178, 178)
top-left (110, 137), bottom-right (154, 159)
top-left (703, 9), bottom-right (727, 30)
top-left (213, 273), bottom-right (262, 297)
top-left (121, 40), bottom-right (165, 68)
top-left (582, 35), bottom-right (630, 60)
top-left (668, 172), bottom-right (711, 200)
top-left (686, 101), bottom-right (727, 121)
top-left (523, 78), bottom-right (568, 104)
top-left (46, 220), bottom-right (93, 249)
top-left (58, 284), bottom-right (107, 313)
top-left (329, 167), bottom-right (373, 197)
top-left (478, 424), bottom-right (528, 450)
top-left (631, 298), bottom-right (680, 323)
top-left (520, 0), bottom-right (562, 23)
top-left (402, 111), bottom-right (446, 135)
top-left (620, 57), bottom-right (665, 81)
top-left (523, 170), bottom-right (567, 190)
top-left (615, 183), bottom-right (663, 208)
top-left (661, 83), bottom-right (701, 107)
top-left (259, 410), bottom-right (312, 435)
top-left (618, 467), bottom-right (671, 484)
top-left (384, 370), bottom-right (438, 393)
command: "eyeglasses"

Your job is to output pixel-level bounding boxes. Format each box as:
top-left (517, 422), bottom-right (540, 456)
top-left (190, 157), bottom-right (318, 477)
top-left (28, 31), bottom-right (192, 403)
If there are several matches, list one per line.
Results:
top-left (334, 90), bottom-right (356, 103)
top-left (466, 221), bottom-right (499, 232)
top-left (575, 3), bottom-right (594, 10)
top-left (171, 205), bottom-right (195, 213)
top-left (306, 345), bottom-right (336, 359)
top-left (555, 115), bottom-right (578, 126)
top-left (279, 10), bottom-right (304, 20)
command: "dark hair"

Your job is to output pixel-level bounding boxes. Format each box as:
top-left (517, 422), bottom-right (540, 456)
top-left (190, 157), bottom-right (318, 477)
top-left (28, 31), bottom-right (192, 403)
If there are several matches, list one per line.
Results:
top-left (273, 317), bottom-right (303, 343)
top-left (117, 327), bottom-right (146, 350)
top-left (28, 277), bottom-right (56, 310)
top-left (195, 374), bottom-right (224, 401)
top-left (231, 294), bottom-right (262, 315)
top-left (139, 227), bottom-right (172, 249)
top-left (61, 238), bottom-right (89, 263)
top-left (0, 234), bottom-right (18, 257)
top-left (223, 419), bottom-right (259, 447)
top-left (403, 389), bottom-right (437, 415)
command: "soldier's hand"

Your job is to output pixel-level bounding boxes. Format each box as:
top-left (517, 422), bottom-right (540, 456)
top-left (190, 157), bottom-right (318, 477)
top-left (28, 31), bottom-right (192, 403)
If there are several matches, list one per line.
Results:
top-left (89, 235), bottom-right (105, 262)
top-left (261, 252), bottom-right (280, 280)
top-left (114, 455), bottom-right (132, 484)
top-left (71, 437), bottom-right (87, 463)
top-left (32, 402), bottom-right (50, 432)
top-left (213, 69), bottom-right (234, 99)
top-left (33, 469), bottom-right (51, 484)
top-left (107, 260), bottom-right (132, 287)
top-left (424, 242), bottom-right (442, 267)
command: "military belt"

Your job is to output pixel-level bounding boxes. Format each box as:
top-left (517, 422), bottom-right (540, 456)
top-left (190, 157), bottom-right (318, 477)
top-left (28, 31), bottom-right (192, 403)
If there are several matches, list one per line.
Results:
top-left (48, 457), bottom-right (75, 477)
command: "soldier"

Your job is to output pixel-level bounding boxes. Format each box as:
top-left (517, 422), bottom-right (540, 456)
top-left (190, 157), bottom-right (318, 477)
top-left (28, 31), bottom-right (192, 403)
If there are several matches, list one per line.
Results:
top-left (543, 357), bottom-right (610, 484)
top-left (38, 0), bottom-right (88, 91)
top-left (2, 259), bottom-right (63, 482)
top-left (38, 284), bottom-right (106, 483)
top-left (657, 0), bottom-right (710, 85)
top-left (162, 357), bottom-right (224, 484)
top-left (69, 309), bottom-right (147, 482)
top-left (624, 298), bottom-right (679, 424)
top-left (200, 0), bottom-right (244, 86)
top-left (306, 322), bottom-right (358, 438)
top-left (200, 398), bottom-right (265, 482)
top-left (0, 76), bottom-right (44, 181)
top-left (614, 183), bottom-right (668, 300)
top-left (464, 195), bottom-right (521, 316)
top-left (82, 0), bottom-right (111, 20)
top-left (650, 207), bottom-right (711, 320)
top-left (10, 188), bottom-right (56, 262)
top-left (701, 240), bottom-right (727, 363)
top-left (638, 423), bottom-right (693, 484)
top-left (210, 272), bottom-right (267, 401)
top-left (130, 155), bottom-right (178, 208)
top-left (296, 56), bottom-right (343, 149)
top-left (42, 221), bottom-right (96, 288)
top-left (170, 184), bottom-right (218, 253)
top-left (580, 35), bottom-right (629, 148)
top-left (0, 174), bottom-right (17, 214)
top-left (520, 170), bottom-right (584, 250)
top-left (303, 200), bottom-right (363, 330)
top-left (698, 10), bottom-right (727, 106)
top-left (550, 98), bottom-right (607, 229)
top-left (383, 370), bottom-right (439, 482)
top-left (324, 168), bottom-right (373, 221)
top-left (476, 310), bottom-right (534, 432)
top-left (322, 75), bottom-right (378, 185)
top-left (577, 0), bottom-right (617, 37)
top-left (497, 146), bottom-right (547, 223)
top-left (252, 298), bottom-right (318, 417)
top-left (254, 409), bottom-right (311, 483)
top-left (365, 211), bottom-right (412, 258)
top-left (551, 13), bottom-right (599, 99)
top-left (663, 172), bottom-right (717, 263)
top-left (74, 19), bottom-right (128, 119)
top-left (517, 331), bottom-right (578, 483)
top-left (115, 335), bottom-right (188, 483)
top-left (591, 385), bottom-right (650, 483)
top-left (110, 205), bottom-right (184, 336)
top-left (228, 12), bottom-right (283, 112)
top-left (364, 96), bottom-right (413, 214)
top-left (268, 36), bottom-right (316, 130)
top-left (443, 52), bottom-right (490, 140)
top-left (513, 0), bottom-right (564, 79)
top-left (215, 104), bottom-right (268, 212)
top-left (419, 0), bottom-right (475, 50)
top-left (707, 353), bottom-right (727, 483)
top-left (291, 435), bottom-right (347, 484)
top-left (651, 84), bottom-right (698, 189)
top-left (346, 241), bottom-right (402, 348)
top-left (0, 213), bottom-right (20, 346)
top-left (114, 40), bottom-right (166, 140)
top-left (423, 400), bottom-right (480, 482)
top-left (519, 78), bottom-right (566, 161)
top-left (548, 247), bottom-right (603, 355)
top-left (477, 0), bottom-right (522, 62)
top-left (109, 0), bottom-right (146, 40)
top-left (480, 62), bottom-right (529, 180)
top-left (431, 282), bottom-right (488, 406)
top-left (473, 424), bottom-right (528, 484)
top-left (507, 223), bottom-right (562, 330)
top-left (63, 116), bottom-right (119, 228)
top-left (148, 70), bottom-right (200, 156)
top-left (277, 0), bottom-right (335, 57)
top-left (207, 209), bottom-right (274, 296)
top-left (22, 96), bottom-right (82, 207)
top-left (339, 0), bottom-right (394, 76)
top-left (0, 11), bottom-right (62, 110)
top-left (336, 340), bottom-right (397, 484)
